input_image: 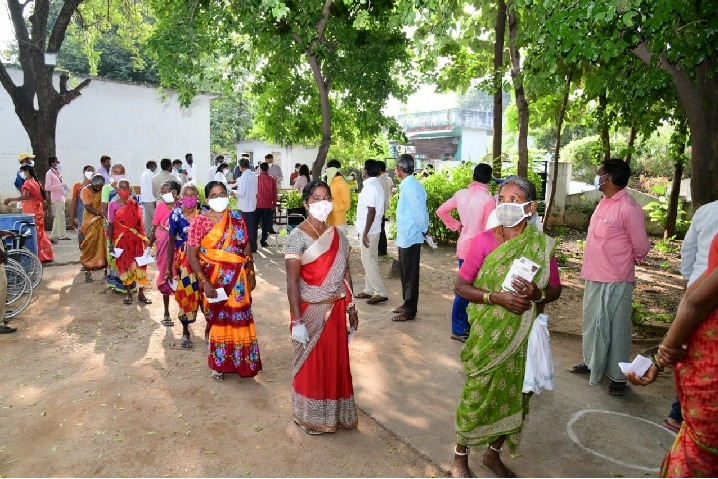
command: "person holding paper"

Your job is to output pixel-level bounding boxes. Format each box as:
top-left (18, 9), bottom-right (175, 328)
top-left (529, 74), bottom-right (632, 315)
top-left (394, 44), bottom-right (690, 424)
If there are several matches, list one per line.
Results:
top-left (102, 164), bottom-right (137, 294)
top-left (450, 176), bottom-right (562, 478)
top-left (626, 232), bottom-right (718, 478)
top-left (107, 179), bottom-right (152, 305)
top-left (167, 184), bottom-right (202, 350)
top-left (79, 175), bottom-right (108, 283)
top-left (187, 181), bottom-right (261, 382)
top-left (147, 180), bottom-right (181, 327)
top-left (284, 180), bottom-right (359, 435)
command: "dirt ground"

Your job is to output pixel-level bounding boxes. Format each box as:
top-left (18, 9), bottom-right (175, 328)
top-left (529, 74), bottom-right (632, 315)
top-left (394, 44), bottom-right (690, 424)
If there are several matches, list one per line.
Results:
top-left (0, 227), bottom-right (684, 477)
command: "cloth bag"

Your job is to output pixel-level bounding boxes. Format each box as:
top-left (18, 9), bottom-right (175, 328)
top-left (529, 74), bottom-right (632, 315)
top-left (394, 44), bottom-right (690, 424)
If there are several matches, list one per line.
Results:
top-left (522, 313), bottom-right (555, 394)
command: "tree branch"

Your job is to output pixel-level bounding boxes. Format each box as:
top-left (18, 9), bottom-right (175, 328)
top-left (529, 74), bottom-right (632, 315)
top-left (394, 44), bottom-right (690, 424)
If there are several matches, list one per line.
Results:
top-left (59, 76), bottom-right (91, 106)
top-left (48, 0), bottom-right (85, 53)
top-left (317, 0), bottom-right (332, 38)
top-left (632, 41), bottom-right (696, 98)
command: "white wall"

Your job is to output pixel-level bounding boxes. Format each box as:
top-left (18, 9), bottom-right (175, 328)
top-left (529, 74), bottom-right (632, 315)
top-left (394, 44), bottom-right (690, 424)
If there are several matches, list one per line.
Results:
top-left (0, 68), bottom-right (212, 200)
top-left (458, 127), bottom-right (490, 162)
top-left (236, 140), bottom-right (319, 189)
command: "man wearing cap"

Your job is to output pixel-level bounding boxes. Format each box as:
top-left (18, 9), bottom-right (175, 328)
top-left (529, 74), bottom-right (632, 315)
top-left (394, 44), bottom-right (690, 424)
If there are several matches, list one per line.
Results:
top-left (15, 153), bottom-right (35, 191)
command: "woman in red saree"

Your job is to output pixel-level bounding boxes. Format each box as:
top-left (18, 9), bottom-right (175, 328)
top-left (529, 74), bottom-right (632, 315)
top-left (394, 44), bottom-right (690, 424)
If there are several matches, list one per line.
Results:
top-left (3, 165), bottom-right (54, 262)
top-left (284, 180), bottom-right (359, 435)
top-left (107, 179), bottom-right (152, 305)
top-left (187, 181), bottom-right (260, 381)
top-left (628, 231), bottom-right (718, 477)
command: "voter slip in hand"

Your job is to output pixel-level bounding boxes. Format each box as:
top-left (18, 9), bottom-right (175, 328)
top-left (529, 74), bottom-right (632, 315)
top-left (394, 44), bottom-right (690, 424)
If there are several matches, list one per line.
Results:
top-left (501, 256), bottom-right (540, 292)
top-left (204, 287), bottom-right (228, 303)
top-left (618, 354), bottom-right (653, 377)
top-left (135, 251), bottom-right (155, 266)
top-left (109, 248), bottom-right (124, 258)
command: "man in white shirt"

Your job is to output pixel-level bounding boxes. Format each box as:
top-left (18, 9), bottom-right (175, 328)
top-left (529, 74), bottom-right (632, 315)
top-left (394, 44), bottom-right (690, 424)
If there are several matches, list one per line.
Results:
top-left (377, 160), bottom-right (393, 256)
top-left (235, 157), bottom-right (259, 252)
top-left (265, 153), bottom-right (283, 188)
top-left (354, 159), bottom-right (388, 304)
top-left (140, 160), bottom-right (157, 231)
top-left (184, 153), bottom-right (196, 183)
top-left (172, 159), bottom-right (187, 184)
top-left (206, 155), bottom-right (224, 184)
top-left (680, 199), bottom-right (718, 286)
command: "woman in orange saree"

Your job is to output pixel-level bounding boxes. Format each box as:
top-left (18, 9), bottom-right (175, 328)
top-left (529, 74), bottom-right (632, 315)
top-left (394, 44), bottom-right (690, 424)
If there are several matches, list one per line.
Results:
top-left (3, 165), bottom-right (54, 262)
top-left (79, 174), bottom-right (107, 282)
top-left (187, 181), bottom-right (260, 381)
top-left (284, 180), bottom-right (359, 435)
top-left (628, 231), bottom-right (718, 477)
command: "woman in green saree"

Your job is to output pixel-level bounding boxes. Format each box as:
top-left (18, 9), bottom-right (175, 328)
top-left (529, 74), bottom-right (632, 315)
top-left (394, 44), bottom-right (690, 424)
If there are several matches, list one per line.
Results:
top-left (451, 176), bottom-right (562, 478)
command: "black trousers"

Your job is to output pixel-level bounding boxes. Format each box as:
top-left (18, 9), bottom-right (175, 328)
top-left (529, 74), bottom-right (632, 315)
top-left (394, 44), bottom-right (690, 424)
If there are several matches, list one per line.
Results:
top-left (241, 210), bottom-right (257, 252)
top-left (256, 208), bottom-right (273, 243)
top-left (398, 242), bottom-right (422, 317)
top-left (378, 216), bottom-right (388, 256)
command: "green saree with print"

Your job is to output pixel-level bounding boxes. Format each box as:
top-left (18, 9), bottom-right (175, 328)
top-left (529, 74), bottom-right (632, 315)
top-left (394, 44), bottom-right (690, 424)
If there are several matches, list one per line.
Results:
top-left (455, 225), bottom-right (555, 449)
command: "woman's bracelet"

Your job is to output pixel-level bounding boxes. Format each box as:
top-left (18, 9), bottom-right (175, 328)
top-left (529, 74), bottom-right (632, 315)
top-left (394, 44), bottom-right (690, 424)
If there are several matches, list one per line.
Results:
top-left (531, 289), bottom-right (546, 304)
top-left (650, 354), bottom-right (665, 373)
top-left (483, 291), bottom-right (493, 305)
top-left (197, 273), bottom-right (207, 283)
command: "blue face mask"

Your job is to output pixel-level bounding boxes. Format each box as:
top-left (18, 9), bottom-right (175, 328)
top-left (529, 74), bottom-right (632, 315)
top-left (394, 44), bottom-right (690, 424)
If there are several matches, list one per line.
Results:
top-left (594, 174), bottom-right (607, 190)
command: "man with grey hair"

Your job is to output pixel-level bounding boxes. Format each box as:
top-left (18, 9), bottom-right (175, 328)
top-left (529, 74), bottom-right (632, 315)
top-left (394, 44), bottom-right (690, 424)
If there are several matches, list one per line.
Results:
top-left (391, 154), bottom-right (429, 322)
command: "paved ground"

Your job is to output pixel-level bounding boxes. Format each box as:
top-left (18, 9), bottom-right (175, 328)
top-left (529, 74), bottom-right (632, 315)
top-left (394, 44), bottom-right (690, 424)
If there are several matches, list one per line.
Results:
top-left (5, 228), bottom-right (679, 477)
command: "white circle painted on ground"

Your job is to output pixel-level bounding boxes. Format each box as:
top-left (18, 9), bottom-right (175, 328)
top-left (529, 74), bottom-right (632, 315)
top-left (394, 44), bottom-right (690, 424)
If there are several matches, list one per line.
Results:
top-left (567, 409), bottom-right (676, 473)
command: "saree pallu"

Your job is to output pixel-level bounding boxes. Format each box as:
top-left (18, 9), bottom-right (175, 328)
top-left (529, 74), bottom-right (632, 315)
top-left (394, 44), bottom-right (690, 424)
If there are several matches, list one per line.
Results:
top-left (660, 236), bottom-right (718, 477)
top-left (112, 199), bottom-right (147, 287)
top-left (80, 187), bottom-right (106, 271)
top-left (200, 210), bottom-right (261, 377)
top-left (174, 245), bottom-right (200, 323)
top-left (456, 225), bottom-right (554, 449)
top-left (21, 179), bottom-right (54, 262)
top-left (154, 203), bottom-right (171, 291)
top-left (292, 228), bottom-right (358, 433)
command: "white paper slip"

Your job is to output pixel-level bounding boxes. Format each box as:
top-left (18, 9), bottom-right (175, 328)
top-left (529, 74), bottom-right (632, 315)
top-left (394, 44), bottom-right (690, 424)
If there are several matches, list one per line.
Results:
top-left (135, 254), bottom-right (155, 266)
top-left (618, 354), bottom-right (653, 377)
top-left (109, 248), bottom-right (124, 258)
top-left (204, 287), bottom-right (228, 303)
top-left (169, 279), bottom-right (178, 291)
top-left (502, 256), bottom-right (540, 291)
top-left (348, 327), bottom-right (356, 343)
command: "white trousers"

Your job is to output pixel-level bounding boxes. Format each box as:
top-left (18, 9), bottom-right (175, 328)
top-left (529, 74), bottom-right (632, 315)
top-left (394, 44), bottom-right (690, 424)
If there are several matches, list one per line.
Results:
top-left (360, 232), bottom-right (387, 297)
top-left (51, 201), bottom-right (66, 240)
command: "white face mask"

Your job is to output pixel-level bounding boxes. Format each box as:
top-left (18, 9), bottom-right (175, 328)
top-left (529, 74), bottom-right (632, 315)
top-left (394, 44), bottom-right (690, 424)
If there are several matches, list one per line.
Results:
top-left (28, 160), bottom-right (34, 167)
top-left (54, 163), bottom-right (62, 171)
top-left (161, 192), bottom-right (175, 203)
top-left (112, 175), bottom-right (123, 184)
top-left (84, 171), bottom-right (94, 180)
top-left (20, 171), bottom-right (27, 179)
top-left (495, 201), bottom-right (531, 228)
top-left (208, 197), bottom-right (229, 212)
top-left (308, 200), bottom-right (333, 222)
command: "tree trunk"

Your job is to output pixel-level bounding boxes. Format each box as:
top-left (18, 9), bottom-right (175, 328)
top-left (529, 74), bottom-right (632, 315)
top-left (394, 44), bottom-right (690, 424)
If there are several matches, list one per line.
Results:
top-left (507, 1), bottom-right (529, 177)
top-left (543, 71), bottom-right (572, 229)
top-left (625, 126), bottom-right (637, 166)
top-left (598, 94), bottom-right (611, 161)
top-left (632, 44), bottom-right (718, 209)
top-left (492, 0), bottom-right (507, 178)
top-left (665, 160), bottom-right (684, 239)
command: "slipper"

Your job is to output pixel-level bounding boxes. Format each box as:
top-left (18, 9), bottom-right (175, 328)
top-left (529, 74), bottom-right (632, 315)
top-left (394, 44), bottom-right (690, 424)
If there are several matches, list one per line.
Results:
top-left (608, 381), bottom-right (627, 396)
top-left (451, 334), bottom-right (469, 343)
top-left (367, 296), bottom-right (388, 304)
top-left (137, 296), bottom-right (153, 305)
top-left (161, 317), bottom-right (174, 327)
top-left (181, 335), bottom-right (193, 349)
top-left (392, 313), bottom-right (415, 322)
top-left (211, 371), bottom-right (223, 382)
top-left (294, 418), bottom-right (324, 436)
top-left (123, 297), bottom-right (132, 305)
top-left (391, 305), bottom-right (405, 314)
top-left (0, 325), bottom-right (17, 334)
top-left (569, 362), bottom-right (591, 374)
top-left (661, 420), bottom-right (681, 433)
top-left (354, 292), bottom-right (372, 299)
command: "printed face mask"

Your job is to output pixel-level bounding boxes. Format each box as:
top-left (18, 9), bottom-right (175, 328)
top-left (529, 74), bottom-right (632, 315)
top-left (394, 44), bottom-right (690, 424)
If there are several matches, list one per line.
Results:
top-left (179, 196), bottom-right (199, 209)
top-left (208, 197), bottom-right (229, 212)
top-left (84, 171), bottom-right (94, 180)
top-left (495, 201), bottom-right (531, 228)
top-left (161, 192), bottom-right (175, 203)
top-left (308, 200), bottom-right (333, 222)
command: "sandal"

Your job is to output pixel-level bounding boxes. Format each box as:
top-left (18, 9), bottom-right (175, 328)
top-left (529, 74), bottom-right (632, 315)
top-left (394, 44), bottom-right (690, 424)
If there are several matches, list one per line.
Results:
top-left (451, 334), bottom-right (469, 343)
top-left (367, 295), bottom-right (388, 304)
top-left (137, 296), bottom-right (153, 305)
top-left (661, 419), bottom-right (681, 433)
top-left (392, 313), bottom-right (415, 322)
top-left (0, 325), bottom-right (17, 334)
top-left (608, 381), bottom-right (627, 396)
top-left (181, 335), bottom-right (193, 349)
top-left (569, 362), bottom-right (591, 374)
top-left (211, 371), bottom-right (223, 382)
top-left (161, 316), bottom-right (174, 327)
top-left (354, 292), bottom-right (372, 299)
top-left (123, 297), bottom-right (132, 305)
top-left (294, 418), bottom-right (324, 436)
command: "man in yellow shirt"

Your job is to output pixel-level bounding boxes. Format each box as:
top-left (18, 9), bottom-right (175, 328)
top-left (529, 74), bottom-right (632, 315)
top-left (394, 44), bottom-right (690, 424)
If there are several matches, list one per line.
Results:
top-left (326, 159), bottom-right (350, 234)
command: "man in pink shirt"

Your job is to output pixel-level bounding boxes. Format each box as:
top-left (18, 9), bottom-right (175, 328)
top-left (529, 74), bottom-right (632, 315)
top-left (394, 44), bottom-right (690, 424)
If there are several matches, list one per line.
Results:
top-left (45, 156), bottom-right (71, 243)
top-left (570, 158), bottom-right (651, 396)
top-left (437, 163), bottom-right (495, 342)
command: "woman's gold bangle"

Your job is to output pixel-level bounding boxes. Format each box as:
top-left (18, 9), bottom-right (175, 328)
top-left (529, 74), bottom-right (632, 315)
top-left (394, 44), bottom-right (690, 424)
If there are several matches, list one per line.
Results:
top-left (197, 273), bottom-right (207, 283)
top-left (531, 289), bottom-right (546, 304)
top-left (483, 292), bottom-right (493, 305)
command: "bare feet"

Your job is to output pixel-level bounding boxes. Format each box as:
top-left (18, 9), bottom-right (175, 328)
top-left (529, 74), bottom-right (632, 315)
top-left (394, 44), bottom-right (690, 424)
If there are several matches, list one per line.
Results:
top-left (483, 448), bottom-right (516, 478)
top-left (452, 454), bottom-right (474, 478)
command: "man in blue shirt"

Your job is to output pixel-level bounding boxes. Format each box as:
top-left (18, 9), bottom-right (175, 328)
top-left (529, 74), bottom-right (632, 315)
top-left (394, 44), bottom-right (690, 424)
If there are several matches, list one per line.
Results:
top-left (391, 154), bottom-right (429, 321)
